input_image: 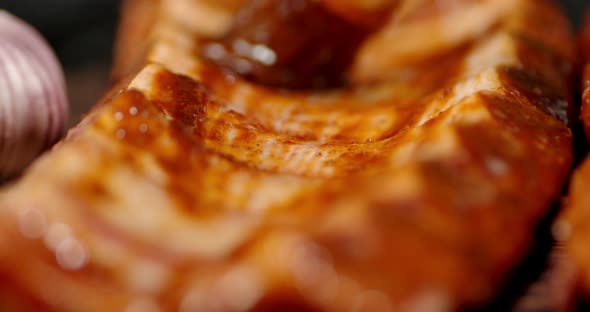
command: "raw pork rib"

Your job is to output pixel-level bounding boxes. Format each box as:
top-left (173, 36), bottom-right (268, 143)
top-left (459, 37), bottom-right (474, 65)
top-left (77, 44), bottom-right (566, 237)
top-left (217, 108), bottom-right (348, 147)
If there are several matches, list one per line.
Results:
top-left (0, 0), bottom-right (575, 311)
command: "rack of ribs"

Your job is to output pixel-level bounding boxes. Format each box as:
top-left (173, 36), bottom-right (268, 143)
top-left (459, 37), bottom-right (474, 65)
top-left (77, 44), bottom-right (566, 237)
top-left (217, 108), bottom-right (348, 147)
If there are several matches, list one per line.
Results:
top-left (0, 0), bottom-right (576, 311)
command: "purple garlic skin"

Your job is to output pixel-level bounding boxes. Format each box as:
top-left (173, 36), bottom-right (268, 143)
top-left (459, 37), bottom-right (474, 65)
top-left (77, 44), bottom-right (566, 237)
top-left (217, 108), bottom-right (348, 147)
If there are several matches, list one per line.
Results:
top-left (0, 11), bottom-right (69, 177)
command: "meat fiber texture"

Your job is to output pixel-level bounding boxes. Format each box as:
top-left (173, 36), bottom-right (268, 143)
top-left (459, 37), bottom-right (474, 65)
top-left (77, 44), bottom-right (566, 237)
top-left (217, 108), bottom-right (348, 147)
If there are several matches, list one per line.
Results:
top-left (0, 0), bottom-right (576, 311)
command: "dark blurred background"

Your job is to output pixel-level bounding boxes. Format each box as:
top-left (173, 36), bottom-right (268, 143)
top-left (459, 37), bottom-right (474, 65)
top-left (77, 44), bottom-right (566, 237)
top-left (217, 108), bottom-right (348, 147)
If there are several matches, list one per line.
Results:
top-left (1, 0), bottom-right (589, 127)
top-left (3, 0), bottom-right (119, 127)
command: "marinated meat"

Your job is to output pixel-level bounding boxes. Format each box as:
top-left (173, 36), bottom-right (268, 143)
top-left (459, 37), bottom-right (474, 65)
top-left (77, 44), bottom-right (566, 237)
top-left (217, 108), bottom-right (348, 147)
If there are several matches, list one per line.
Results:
top-left (0, 0), bottom-right (575, 311)
top-left (558, 11), bottom-right (590, 308)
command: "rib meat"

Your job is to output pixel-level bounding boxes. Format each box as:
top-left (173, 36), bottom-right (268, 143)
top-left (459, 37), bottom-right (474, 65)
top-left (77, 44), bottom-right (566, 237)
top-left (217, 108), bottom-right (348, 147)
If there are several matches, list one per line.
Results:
top-left (0, 0), bottom-right (575, 311)
top-left (557, 10), bottom-right (590, 308)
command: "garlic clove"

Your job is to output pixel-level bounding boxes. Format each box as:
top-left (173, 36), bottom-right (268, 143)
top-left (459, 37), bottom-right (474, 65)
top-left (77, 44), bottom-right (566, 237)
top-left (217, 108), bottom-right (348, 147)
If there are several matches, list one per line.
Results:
top-left (0, 11), bottom-right (69, 177)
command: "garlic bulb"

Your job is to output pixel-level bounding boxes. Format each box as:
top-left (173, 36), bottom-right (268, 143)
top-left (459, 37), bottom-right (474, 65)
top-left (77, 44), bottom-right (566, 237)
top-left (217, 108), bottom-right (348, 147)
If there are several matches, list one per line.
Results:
top-left (0, 11), bottom-right (69, 176)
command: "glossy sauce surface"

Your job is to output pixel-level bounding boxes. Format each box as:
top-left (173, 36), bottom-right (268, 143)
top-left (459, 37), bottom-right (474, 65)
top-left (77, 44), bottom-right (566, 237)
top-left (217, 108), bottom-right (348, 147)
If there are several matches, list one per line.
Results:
top-left (0, 0), bottom-right (578, 311)
top-left (202, 0), bottom-right (395, 89)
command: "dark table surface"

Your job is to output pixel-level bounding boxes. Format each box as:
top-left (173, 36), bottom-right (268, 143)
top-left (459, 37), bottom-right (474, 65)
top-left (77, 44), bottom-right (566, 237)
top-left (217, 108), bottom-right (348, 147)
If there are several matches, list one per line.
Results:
top-left (1, 0), bottom-right (589, 127)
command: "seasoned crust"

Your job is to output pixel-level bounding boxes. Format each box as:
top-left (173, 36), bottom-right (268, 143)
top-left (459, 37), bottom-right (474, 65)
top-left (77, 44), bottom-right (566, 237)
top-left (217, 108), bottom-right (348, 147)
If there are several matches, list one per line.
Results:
top-left (0, 1), bottom-right (577, 311)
